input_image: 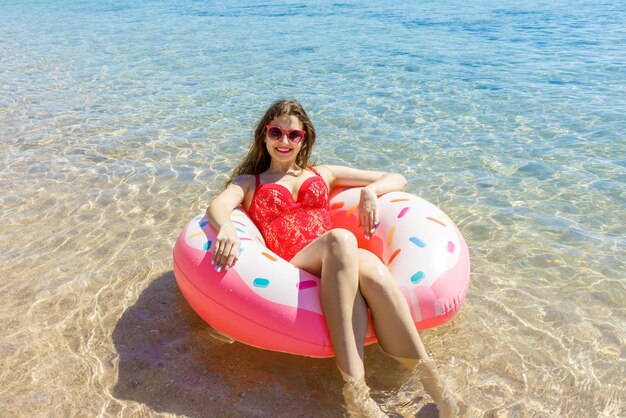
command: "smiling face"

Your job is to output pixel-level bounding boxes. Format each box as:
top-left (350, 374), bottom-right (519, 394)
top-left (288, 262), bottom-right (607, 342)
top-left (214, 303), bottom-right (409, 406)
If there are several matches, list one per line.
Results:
top-left (264, 114), bottom-right (305, 167)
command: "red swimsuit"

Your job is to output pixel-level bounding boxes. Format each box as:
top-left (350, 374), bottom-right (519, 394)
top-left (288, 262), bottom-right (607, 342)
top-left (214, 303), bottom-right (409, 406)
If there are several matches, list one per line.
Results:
top-left (248, 168), bottom-right (332, 261)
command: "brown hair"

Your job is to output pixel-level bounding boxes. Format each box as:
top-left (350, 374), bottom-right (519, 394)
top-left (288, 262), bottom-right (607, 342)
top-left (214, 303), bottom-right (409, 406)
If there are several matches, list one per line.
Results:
top-left (226, 99), bottom-right (316, 185)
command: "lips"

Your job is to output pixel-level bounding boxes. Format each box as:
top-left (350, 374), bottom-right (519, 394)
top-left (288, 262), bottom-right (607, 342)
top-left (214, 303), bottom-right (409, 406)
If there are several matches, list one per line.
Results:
top-left (275, 147), bottom-right (293, 155)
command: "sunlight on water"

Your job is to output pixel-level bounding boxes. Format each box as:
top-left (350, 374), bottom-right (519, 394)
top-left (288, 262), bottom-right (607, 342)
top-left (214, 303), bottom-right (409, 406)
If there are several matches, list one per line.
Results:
top-left (1, 0), bottom-right (624, 416)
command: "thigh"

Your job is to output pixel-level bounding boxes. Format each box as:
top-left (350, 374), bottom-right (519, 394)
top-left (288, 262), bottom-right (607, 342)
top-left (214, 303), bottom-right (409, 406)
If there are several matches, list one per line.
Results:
top-left (289, 229), bottom-right (359, 276)
top-left (288, 232), bottom-right (331, 276)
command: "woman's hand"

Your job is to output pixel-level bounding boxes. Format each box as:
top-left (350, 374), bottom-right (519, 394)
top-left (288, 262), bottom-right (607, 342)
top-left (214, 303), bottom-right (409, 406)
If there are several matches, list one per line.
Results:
top-left (212, 223), bottom-right (240, 272)
top-left (359, 186), bottom-right (380, 239)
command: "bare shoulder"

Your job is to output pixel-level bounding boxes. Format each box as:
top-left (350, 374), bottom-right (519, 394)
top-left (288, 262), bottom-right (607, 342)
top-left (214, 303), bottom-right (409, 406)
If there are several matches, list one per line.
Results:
top-left (230, 174), bottom-right (256, 195)
top-left (232, 174), bottom-right (255, 187)
top-left (312, 164), bottom-right (330, 174)
top-left (311, 164), bottom-right (339, 183)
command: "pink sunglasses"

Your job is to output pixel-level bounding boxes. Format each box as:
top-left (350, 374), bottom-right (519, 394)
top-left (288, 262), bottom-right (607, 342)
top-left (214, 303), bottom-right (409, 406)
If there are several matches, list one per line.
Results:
top-left (266, 125), bottom-right (306, 144)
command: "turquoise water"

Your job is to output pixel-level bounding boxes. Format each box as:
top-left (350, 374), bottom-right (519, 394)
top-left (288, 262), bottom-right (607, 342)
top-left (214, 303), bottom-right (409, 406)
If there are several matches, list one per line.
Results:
top-left (1, 0), bottom-right (624, 416)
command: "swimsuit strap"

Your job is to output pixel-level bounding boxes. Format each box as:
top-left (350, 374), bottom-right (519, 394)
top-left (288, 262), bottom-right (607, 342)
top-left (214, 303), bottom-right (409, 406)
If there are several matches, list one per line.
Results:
top-left (309, 166), bottom-right (321, 177)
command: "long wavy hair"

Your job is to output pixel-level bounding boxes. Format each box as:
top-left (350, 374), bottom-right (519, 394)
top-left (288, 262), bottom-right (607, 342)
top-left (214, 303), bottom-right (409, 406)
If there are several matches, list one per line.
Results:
top-left (226, 99), bottom-right (316, 186)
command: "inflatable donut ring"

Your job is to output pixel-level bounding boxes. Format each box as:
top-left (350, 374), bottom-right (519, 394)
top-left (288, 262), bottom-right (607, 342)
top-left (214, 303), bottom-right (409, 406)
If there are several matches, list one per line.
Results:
top-left (173, 188), bottom-right (470, 358)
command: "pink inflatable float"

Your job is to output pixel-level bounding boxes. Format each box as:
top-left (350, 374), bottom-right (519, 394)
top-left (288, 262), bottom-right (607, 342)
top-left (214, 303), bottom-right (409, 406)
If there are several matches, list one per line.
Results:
top-left (173, 188), bottom-right (470, 358)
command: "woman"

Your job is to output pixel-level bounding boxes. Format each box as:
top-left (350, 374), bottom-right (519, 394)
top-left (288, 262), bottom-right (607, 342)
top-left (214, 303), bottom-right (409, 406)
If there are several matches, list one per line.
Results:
top-left (207, 99), bottom-right (457, 417)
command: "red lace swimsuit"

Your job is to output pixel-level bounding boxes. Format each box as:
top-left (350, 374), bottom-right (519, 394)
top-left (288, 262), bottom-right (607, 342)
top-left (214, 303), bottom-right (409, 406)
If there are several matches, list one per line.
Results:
top-left (248, 168), bottom-right (332, 261)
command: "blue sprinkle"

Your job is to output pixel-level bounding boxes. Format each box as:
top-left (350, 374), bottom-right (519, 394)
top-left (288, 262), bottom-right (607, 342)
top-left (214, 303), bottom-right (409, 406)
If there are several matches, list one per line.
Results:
top-left (409, 237), bottom-right (427, 248)
top-left (253, 278), bottom-right (270, 288)
top-left (239, 248), bottom-right (245, 256)
top-left (200, 220), bottom-right (208, 227)
top-left (411, 271), bottom-right (425, 284)
top-left (236, 228), bottom-right (245, 234)
top-left (203, 241), bottom-right (212, 251)
top-left (194, 216), bottom-right (202, 221)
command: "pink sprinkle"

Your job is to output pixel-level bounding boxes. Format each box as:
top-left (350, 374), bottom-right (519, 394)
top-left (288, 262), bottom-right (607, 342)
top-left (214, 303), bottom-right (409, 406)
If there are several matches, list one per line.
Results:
top-left (447, 241), bottom-right (455, 253)
top-left (398, 207), bottom-right (410, 218)
top-left (297, 280), bottom-right (318, 290)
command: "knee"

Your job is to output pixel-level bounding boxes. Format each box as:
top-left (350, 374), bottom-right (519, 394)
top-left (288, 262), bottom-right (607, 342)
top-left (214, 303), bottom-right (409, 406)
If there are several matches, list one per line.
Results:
top-left (326, 229), bottom-right (358, 258)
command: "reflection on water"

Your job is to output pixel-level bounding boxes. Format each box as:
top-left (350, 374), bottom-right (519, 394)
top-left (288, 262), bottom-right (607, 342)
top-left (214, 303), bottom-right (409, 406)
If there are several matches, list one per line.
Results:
top-left (1, 0), bottom-right (624, 416)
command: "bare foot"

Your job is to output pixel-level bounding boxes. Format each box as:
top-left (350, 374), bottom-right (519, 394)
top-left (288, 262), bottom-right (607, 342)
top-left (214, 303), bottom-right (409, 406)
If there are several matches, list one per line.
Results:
top-left (341, 375), bottom-right (389, 418)
top-left (414, 360), bottom-right (459, 418)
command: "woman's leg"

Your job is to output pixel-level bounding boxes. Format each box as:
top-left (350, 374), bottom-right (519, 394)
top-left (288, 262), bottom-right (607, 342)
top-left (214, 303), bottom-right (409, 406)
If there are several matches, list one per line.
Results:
top-left (291, 230), bottom-right (388, 417)
top-left (357, 250), bottom-right (458, 417)
top-left (290, 229), bottom-right (368, 379)
top-left (357, 249), bottom-right (428, 363)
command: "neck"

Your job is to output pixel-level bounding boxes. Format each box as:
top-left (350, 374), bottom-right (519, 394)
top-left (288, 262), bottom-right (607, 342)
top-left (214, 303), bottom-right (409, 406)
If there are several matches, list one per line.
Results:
top-left (267, 161), bottom-right (302, 176)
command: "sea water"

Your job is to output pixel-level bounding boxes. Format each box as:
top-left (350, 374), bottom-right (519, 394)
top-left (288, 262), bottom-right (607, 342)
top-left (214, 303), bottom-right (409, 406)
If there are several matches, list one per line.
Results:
top-left (0, 0), bottom-right (624, 416)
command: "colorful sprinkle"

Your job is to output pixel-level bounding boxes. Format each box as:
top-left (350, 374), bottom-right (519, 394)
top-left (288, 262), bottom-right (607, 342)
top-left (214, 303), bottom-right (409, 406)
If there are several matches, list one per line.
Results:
top-left (390, 198), bottom-right (410, 203)
top-left (200, 220), bottom-right (208, 227)
top-left (427, 217), bottom-right (446, 227)
top-left (411, 271), bottom-right (425, 284)
top-left (203, 241), bottom-right (212, 251)
top-left (190, 231), bottom-right (206, 239)
top-left (447, 241), bottom-right (456, 253)
top-left (387, 226), bottom-right (396, 247)
top-left (240, 237), bottom-right (253, 241)
top-left (331, 202), bottom-right (345, 210)
top-left (346, 204), bottom-right (359, 218)
top-left (253, 278), bottom-right (270, 288)
top-left (194, 216), bottom-right (203, 221)
top-left (235, 228), bottom-right (245, 234)
top-left (387, 248), bottom-right (401, 265)
top-left (232, 220), bottom-right (246, 227)
top-left (409, 236), bottom-right (427, 248)
top-left (296, 280), bottom-right (318, 290)
top-left (261, 252), bottom-right (277, 261)
top-left (398, 207), bottom-right (410, 218)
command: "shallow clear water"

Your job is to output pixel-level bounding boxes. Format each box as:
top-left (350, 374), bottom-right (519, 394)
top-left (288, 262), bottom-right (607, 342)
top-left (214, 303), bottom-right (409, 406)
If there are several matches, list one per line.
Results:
top-left (1, 0), bottom-right (624, 416)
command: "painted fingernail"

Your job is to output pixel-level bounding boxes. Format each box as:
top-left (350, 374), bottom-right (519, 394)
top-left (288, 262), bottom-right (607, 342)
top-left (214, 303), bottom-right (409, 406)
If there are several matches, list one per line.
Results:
top-left (216, 266), bottom-right (222, 273)
top-left (211, 258), bottom-right (214, 265)
top-left (374, 221), bottom-right (380, 227)
top-left (370, 228), bottom-right (376, 234)
top-left (225, 265), bottom-right (230, 271)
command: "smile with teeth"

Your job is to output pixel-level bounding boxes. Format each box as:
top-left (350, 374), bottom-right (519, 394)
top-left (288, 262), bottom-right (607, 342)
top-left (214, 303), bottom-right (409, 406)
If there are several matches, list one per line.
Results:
top-left (275, 147), bottom-right (293, 154)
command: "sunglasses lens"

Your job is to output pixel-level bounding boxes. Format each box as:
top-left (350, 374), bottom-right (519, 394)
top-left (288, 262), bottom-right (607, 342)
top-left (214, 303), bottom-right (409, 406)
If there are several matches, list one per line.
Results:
top-left (267, 127), bottom-right (282, 140)
top-left (288, 131), bottom-right (304, 143)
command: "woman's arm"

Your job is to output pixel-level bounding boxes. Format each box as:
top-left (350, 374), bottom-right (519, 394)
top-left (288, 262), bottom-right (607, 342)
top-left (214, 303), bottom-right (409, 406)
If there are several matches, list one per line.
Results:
top-left (318, 165), bottom-right (407, 238)
top-left (206, 175), bottom-right (251, 271)
top-left (318, 165), bottom-right (407, 193)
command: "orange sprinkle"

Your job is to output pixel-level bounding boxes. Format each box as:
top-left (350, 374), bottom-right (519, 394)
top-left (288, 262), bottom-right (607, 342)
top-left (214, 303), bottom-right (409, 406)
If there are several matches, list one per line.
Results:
top-left (387, 248), bottom-right (401, 265)
top-left (386, 226), bottom-right (396, 247)
top-left (346, 204), bottom-right (359, 218)
top-left (390, 198), bottom-right (410, 203)
top-left (261, 252), bottom-right (277, 261)
top-left (189, 231), bottom-right (206, 239)
top-left (427, 217), bottom-right (447, 227)
top-left (331, 201), bottom-right (345, 210)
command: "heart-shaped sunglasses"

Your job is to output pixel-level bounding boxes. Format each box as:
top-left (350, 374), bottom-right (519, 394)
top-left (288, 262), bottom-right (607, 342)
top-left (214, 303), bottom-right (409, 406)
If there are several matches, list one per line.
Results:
top-left (266, 125), bottom-right (306, 144)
